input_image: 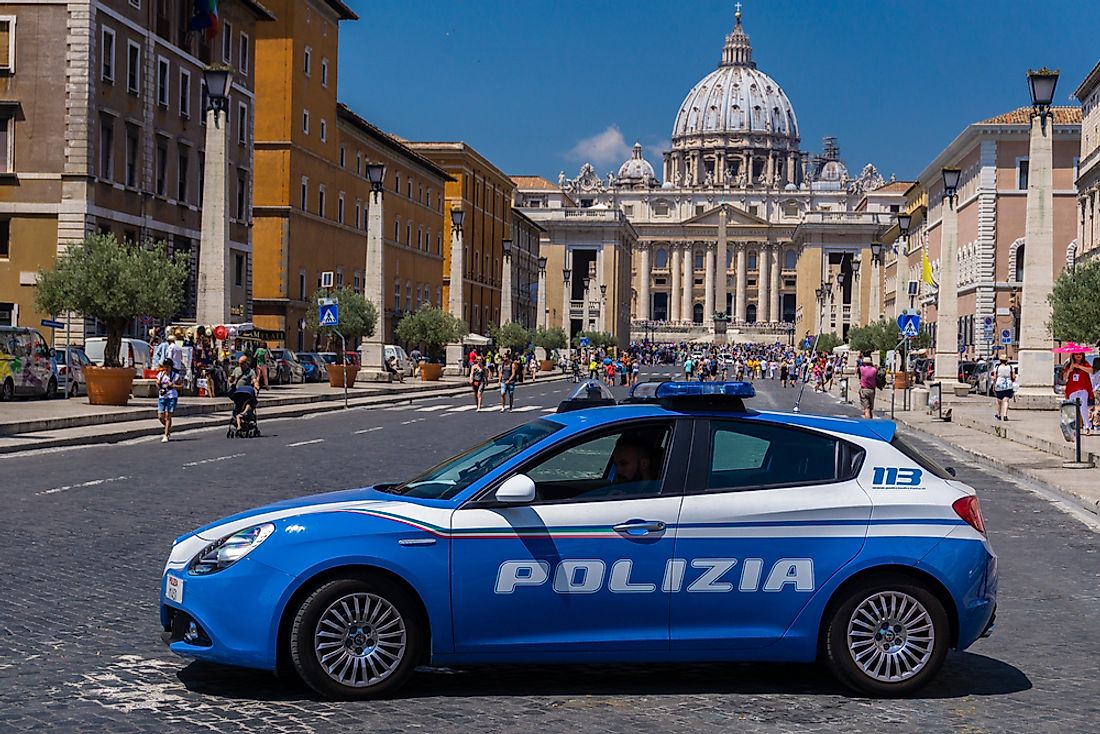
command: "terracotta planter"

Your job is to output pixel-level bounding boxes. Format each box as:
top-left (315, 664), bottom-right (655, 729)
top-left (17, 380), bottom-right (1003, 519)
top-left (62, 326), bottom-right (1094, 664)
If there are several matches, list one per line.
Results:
top-left (326, 364), bottom-right (359, 388)
top-left (894, 372), bottom-right (911, 389)
top-left (539, 359), bottom-right (554, 372)
top-left (419, 363), bottom-right (443, 382)
top-left (84, 366), bottom-right (134, 406)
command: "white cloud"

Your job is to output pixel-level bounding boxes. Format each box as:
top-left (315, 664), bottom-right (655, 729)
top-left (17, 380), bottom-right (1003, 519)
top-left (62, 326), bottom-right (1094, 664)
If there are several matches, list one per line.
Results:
top-left (566, 125), bottom-right (632, 167)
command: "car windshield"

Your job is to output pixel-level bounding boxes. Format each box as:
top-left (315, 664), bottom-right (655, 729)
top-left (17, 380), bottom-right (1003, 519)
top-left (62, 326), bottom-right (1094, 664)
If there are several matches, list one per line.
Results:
top-left (299, 354), bottom-right (317, 364)
top-left (389, 419), bottom-right (562, 500)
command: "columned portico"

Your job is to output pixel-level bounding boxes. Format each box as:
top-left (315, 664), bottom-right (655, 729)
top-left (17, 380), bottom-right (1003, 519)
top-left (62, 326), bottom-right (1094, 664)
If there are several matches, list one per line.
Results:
top-left (735, 243), bottom-right (748, 322)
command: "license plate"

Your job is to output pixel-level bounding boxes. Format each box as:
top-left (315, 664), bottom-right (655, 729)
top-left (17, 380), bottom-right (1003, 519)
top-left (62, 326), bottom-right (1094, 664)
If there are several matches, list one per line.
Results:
top-left (165, 574), bottom-right (184, 604)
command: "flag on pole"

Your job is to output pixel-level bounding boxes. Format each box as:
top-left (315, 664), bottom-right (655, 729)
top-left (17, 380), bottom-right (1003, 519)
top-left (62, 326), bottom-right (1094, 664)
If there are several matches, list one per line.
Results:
top-left (921, 248), bottom-right (936, 287)
top-left (188, 0), bottom-right (220, 41)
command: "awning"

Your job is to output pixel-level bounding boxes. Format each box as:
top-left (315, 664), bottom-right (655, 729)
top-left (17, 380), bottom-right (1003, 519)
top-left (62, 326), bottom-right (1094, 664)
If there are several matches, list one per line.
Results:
top-left (462, 333), bottom-right (492, 346)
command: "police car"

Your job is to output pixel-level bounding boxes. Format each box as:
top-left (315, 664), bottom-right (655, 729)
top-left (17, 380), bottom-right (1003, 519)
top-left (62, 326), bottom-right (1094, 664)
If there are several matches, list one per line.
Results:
top-left (161, 381), bottom-right (996, 699)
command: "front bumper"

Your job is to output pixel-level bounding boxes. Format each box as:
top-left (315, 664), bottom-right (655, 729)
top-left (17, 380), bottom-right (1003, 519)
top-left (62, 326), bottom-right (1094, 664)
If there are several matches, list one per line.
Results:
top-left (159, 559), bottom-right (296, 671)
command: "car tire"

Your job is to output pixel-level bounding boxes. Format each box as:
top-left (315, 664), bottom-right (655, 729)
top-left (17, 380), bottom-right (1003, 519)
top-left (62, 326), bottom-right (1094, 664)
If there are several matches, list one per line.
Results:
top-left (45, 378), bottom-right (58, 400)
top-left (823, 574), bottom-right (949, 697)
top-left (290, 576), bottom-right (422, 700)
top-left (0, 378), bottom-right (13, 401)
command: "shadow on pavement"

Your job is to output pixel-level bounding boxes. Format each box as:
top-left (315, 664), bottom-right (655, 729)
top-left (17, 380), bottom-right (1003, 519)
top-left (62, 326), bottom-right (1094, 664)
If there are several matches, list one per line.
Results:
top-left (177, 651), bottom-right (1030, 702)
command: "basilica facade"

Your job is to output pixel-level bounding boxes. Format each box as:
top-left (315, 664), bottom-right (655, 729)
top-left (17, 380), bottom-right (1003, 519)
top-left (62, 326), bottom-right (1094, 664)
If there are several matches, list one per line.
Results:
top-left (515, 9), bottom-right (900, 345)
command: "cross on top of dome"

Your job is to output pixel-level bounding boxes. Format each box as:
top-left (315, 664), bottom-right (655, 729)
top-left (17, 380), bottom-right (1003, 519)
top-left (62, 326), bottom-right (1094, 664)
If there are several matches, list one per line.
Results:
top-left (721, 3), bottom-right (754, 68)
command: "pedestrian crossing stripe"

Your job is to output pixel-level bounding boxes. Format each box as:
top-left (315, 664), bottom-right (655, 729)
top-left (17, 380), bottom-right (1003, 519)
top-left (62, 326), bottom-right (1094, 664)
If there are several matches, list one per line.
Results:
top-left (416, 405), bottom-right (451, 412)
top-left (511, 405), bottom-right (541, 412)
top-left (446, 405), bottom-right (477, 412)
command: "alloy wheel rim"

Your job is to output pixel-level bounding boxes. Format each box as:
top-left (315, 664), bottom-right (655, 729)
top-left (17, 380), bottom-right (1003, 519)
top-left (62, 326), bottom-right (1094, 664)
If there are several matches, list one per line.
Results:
top-left (846, 591), bottom-right (934, 683)
top-left (314, 592), bottom-right (406, 687)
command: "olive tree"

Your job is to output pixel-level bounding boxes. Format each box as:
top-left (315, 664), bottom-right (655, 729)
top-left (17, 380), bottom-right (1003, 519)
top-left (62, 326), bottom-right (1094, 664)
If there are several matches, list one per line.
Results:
top-left (394, 305), bottom-right (467, 361)
top-left (492, 322), bottom-right (532, 353)
top-left (305, 287), bottom-right (378, 357)
top-left (35, 233), bottom-right (188, 368)
top-left (1049, 259), bottom-right (1100, 344)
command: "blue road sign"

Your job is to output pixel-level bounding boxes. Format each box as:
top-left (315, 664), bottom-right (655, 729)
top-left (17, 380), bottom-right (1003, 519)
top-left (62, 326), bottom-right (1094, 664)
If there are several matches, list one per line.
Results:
top-left (1000, 327), bottom-right (1013, 345)
top-left (897, 312), bottom-right (920, 338)
top-left (40, 319), bottom-right (64, 330)
top-left (578, 336), bottom-right (590, 347)
top-left (319, 303), bottom-right (339, 327)
top-left (982, 316), bottom-right (994, 328)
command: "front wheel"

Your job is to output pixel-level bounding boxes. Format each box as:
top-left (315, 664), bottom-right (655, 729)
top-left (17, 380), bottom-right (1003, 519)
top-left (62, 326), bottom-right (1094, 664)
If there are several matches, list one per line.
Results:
top-left (823, 575), bottom-right (949, 697)
top-left (290, 576), bottom-right (422, 700)
top-left (45, 378), bottom-right (58, 400)
top-left (0, 378), bottom-right (13, 401)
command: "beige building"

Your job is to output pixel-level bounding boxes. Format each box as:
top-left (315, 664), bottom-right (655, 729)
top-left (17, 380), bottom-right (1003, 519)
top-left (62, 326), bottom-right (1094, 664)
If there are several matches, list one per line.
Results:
top-left (1076, 61), bottom-right (1100, 261)
top-left (0, 1), bottom-right (271, 339)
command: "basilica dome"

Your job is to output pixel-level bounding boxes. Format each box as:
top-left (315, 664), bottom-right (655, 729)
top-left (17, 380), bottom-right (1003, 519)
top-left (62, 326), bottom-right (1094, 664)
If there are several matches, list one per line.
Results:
top-left (671, 12), bottom-right (798, 145)
top-left (617, 142), bottom-right (656, 186)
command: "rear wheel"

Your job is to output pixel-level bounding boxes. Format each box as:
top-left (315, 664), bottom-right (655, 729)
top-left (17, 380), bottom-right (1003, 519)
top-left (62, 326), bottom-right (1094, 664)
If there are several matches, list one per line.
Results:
top-left (823, 574), bottom-right (949, 697)
top-left (290, 576), bottom-right (422, 700)
top-left (1, 378), bottom-right (14, 401)
top-left (45, 378), bottom-right (58, 400)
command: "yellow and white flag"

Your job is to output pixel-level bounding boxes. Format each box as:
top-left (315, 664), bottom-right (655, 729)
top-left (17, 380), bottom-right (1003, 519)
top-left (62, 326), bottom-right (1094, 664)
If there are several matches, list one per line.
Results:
top-left (921, 248), bottom-right (936, 287)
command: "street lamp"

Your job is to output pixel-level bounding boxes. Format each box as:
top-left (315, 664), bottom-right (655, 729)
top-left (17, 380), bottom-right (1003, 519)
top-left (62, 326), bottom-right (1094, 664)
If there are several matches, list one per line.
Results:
top-left (897, 212), bottom-right (912, 237)
top-left (599, 284), bottom-right (607, 302)
top-left (538, 256), bottom-right (547, 271)
top-left (563, 267), bottom-right (571, 282)
top-left (502, 238), bottom-right (512, 256)
top-left (450, 207), bottom-right (465, 233)
top-left (870, 241), bottom-right (882, 262)
top-left (202, 66), bottom-right (232, 128)
top-left (1027, 67), bottom-right (1060, 119)
top-left (365, 162), bottom-right (386, 194)
top-left (941, 167), bottom-right (962, 199)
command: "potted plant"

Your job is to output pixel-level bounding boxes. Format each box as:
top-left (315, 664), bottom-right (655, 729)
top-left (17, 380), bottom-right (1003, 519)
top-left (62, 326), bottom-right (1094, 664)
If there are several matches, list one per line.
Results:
top-left (35, 233), bottom-right (188, 405)
top-left (395, 305), bottom-right (466, 381)
top-left (306, 286), bottom-right (378, 388)
top-left (533, 326), bottom-right (567, 371)
top-left (493, 321), bottom-right (531, 355)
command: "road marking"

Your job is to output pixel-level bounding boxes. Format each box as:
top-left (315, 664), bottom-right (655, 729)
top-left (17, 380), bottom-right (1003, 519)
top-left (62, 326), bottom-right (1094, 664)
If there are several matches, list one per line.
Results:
top-left (287, 438), bottom-right (325, 447)
top-left (511, 405), bottom-right (542, 412)
top-left (383, 406), bottom-right (406, 412)
top-left (416, 405), bottom-right (450, 412)
top-left (400, 418), bottom-right (426, 425)
top-left (354, 426), bottom-right (384, 434)
top-left (541, 407), bottom-right (557, 413)
top-left (182, 453), bottom-right (246, 467)
top-left (36, 475), bottom-right (129, 496)
top-left (446, 405), bottom-right (477, 412)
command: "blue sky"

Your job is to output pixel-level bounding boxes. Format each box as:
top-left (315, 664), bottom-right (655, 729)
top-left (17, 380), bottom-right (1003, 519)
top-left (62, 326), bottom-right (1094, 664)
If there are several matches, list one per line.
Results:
top-left (338, 0), bottom-right (1100, 183)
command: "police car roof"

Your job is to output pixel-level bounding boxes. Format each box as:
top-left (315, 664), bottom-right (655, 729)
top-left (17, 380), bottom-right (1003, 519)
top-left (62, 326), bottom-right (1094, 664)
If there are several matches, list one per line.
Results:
top-left (547, 402), bottom-right (896, 443)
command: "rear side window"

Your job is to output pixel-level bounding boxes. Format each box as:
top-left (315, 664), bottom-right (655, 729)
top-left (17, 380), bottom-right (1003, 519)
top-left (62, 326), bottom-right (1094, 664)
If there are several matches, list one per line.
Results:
top-left (703, 420), bottom-right (841, 492)
top-left (890, 434), bottom-right (954, 480)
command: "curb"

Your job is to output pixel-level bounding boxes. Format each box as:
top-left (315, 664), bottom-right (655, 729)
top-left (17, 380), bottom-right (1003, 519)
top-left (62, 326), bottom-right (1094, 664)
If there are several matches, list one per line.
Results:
top-left (0, 373), bottom-right (568, 455)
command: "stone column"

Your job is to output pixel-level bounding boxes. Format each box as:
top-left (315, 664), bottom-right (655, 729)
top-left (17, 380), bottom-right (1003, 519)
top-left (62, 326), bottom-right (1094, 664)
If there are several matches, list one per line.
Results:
top-left (869, 250), bottom-right (882, 323)
top-left (638, 243), bottom-right (651, 321)
top-left (716, 210), bottom-right (728, 316)
top-left (735, 243), bottom-right (747, 321)
top-left (758, 244), bottom-right (770, 322)
top-left (682, 245), bottom-right (694, 321)
top-left (850, 257), bottom-right (862, 328)
top-left (670, 246), bottom-right (682, 323)
top-left (1017, 113), bottom-right (1056, 397)
top-left (704, 243), bottom-right (715, 324)
top-left (716, 150), bottom-right (725, 184)
top-left (358, 186), bottom-right (388, 379)
top-left (581, 275), bottom-right (591, 332)
top-left (562, 267), bottom-right (572, 334)
top-left (536, 261), bottom-right (547, 329)
top-left (500, 248), bottom-right (513, 325)
top-left (197, 104), bottom-right (230, 326)
top-left (770, 246), bottom-right (780, 323)
top-left (934, 193), bottom-right (961, 386)
top-left (448, 218), bottom-right (465, 323)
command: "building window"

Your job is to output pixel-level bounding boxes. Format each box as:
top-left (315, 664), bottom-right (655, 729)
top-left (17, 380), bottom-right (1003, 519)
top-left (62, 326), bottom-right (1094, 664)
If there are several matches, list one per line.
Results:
top-left (336, 268), bottom-right (344, 287)
top-left (319, 119), bottom-right (326, 142)
top-left (177, 147), bottom-right (188, 202)
top-left (179, 69), bottom-right (191, 118)
top-left (0, 219), bottom-right (9, 258)
top-left (653, 200), bottom-right (670, 216)
top-left (394, 217), bottom-right (399, 241)
top-left (321, 58), bottom-right (328, 87)
top-left (300, 177), bottom-right (308, 210)
top-left (0, 112), bottom-right (12, 173)
top-left (394, 279), bottom-right (401, 310)
top-left (222, 21), bottom-right (232, 63)
top-left (354, 200), bottom-right (361, 228)
top-left (317, 186), bottom-right (325, 218)
top-left (124, 125), bottom-right (138, 187)
top-left (0, 17), bottom-right (14, 74)
top-left (99, 116), bottom-right (114, 181)
top-left (237, 102), bottom-right (247, 144)
top-left (1017, 158), bottom-right (1029, 190)
top-left (127, 41), bottom-right (141, 94)
top-left (622, 204), bottom-right (633, 216)
top-left (337, 193), bottom-right (344, 224)
top-left (200, 79), bottom-right (207, 126)
top-left (339, 145), bottom-right (346, 168)
top-left (354, 271), bottom-right (361, 293)
top-left (239, 32), bottom-right (249, 75)
top-left (437, 234), bottom-right (442, 256)
top-left (355, 152), bottom-right (361, 175)
top-left (747, 250), bottom-right (757, 270)
top-left (302, 109), bottom-right (309, 135)
top-left (694, 250), bottom-right (704, 270)
top-left (303, 46), bottom-right (311, 76)
top-left (234, 253), bottom-right (245, 287)
top-left (156, 56), bottom-right (169, 107)
top-left (395, 173), bottom-right (400, 193)
top-left (236, 169), bottom-right (248, 220)
top-left (155, 138), bottom-right (167, 195)
top-left (101, 27), bottom-right (115, 81)
top-left (406, 223), bottom-right (411, 246)
top-left (299, 270), bottom-right (306, 300)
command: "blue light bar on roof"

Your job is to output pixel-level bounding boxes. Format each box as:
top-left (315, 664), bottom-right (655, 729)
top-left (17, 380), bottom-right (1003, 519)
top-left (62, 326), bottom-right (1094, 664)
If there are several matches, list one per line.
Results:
top-left (654, 381), bottom-right (756, 399)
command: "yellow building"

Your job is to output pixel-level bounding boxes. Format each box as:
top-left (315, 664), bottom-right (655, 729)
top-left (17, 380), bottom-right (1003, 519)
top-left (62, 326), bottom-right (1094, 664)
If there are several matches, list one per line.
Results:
top-left (251, 0), bottom-right (448, 349)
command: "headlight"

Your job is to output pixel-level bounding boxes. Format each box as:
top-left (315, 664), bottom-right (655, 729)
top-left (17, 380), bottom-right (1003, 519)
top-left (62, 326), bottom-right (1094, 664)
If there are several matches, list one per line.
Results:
top-left (188, 523), bottom-right (275, 576)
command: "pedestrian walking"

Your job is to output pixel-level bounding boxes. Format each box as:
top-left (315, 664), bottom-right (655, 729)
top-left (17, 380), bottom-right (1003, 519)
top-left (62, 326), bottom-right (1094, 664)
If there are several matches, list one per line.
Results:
top-left (469, 356), bottom-right (485, 411)
top-left (500, 351), bottom-right (520, 412)
top-left (1062, 352), bottom-right (1093, 435)
top-left (156, 358), bottom-right (181, 442)
top-left (992, 354), bottom-right (1016, 422)
top-left (254, 341), bottom-right (270, 389)
top-left (857, 356), bottom-right (878, 419)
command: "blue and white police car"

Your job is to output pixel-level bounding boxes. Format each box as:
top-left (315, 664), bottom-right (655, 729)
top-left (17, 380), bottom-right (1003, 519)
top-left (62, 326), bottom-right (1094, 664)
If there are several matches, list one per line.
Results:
top-left (161, 381), bottom-right (996, 699)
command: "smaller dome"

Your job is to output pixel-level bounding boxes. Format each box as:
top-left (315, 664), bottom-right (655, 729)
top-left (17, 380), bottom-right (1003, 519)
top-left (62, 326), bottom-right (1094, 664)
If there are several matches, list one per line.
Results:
top-left (618, 142), bottom-right (656, 182)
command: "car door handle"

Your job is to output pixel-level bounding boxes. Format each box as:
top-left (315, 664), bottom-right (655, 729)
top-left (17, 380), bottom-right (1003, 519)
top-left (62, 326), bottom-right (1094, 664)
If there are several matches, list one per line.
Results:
top-left (613, 520), bottom-right (666, 536)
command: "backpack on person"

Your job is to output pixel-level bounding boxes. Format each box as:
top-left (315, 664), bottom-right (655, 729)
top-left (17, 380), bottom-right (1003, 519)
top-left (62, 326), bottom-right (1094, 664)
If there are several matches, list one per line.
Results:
top-left (875, 369), bottom-right (887, 390)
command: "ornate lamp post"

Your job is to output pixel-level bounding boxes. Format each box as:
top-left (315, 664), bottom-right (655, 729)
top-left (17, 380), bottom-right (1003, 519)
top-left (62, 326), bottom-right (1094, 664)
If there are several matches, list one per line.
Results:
top-left (562, 267), bottom-right (572, 344)
top-left (536, 256), bottom-right (548, 329)
top-left (448, 207), bottom-right (466, 324)
top-left (500, 238), bottom-right (513, 325)
top-left (196, 66), bottom-right (234, 327)
top-left (933, 167), bottom-right (963, 387)
top-left (1017, 68), bottom-right (1060, 400)
top-left (356, 162), bottom-right (389, 379)
top-left (599, 283), bottom-right (608, 333)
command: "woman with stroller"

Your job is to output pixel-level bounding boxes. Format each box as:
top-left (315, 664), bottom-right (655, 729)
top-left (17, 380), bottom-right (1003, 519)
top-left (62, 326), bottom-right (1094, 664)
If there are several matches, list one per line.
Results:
top-left (229, 355), bottom-right (260, 433)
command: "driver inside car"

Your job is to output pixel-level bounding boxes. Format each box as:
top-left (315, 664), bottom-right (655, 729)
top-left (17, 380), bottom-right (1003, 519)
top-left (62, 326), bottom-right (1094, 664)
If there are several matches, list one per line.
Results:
top-left (574, 432), bottom-right (665, 499)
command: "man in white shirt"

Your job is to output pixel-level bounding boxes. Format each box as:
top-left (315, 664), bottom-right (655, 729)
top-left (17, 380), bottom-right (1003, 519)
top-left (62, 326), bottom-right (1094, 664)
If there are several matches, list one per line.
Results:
top-left (166, 335), bottom-right (184, 372)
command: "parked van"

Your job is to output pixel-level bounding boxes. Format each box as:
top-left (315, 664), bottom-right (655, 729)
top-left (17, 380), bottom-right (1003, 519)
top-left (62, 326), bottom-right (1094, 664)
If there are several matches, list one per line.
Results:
top-left (384, 345), bottom-right (412, 376)
top-left (84, 337), bottom-right (153, 374)
top-left (0, 326), bottom-right (56, 400)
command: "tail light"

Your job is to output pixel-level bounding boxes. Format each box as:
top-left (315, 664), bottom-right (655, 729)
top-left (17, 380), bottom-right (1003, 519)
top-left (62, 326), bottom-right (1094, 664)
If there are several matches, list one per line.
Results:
top-left (952, 495), bottom-right (986, 535)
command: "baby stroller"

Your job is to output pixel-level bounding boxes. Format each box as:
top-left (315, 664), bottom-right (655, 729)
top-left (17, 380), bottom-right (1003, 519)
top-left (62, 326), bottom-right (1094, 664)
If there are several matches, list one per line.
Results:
top-left (227, 386), bottom-right (261, 438)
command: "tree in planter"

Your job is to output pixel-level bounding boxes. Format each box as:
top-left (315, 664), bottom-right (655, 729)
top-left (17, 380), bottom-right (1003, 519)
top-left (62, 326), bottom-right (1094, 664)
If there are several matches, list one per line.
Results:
top-left (533, 326), bottom-right (568, 353)
top-left (1049, 259), bottom-right (1100, 344)
top-left (492, 322), bottom-right (532, 354)
top-left (305, 287), bottom-right (378, 362)
top-left (35, 233), bottom-right (188, 367)
top-left (394, 305), bottom-right (466, 361)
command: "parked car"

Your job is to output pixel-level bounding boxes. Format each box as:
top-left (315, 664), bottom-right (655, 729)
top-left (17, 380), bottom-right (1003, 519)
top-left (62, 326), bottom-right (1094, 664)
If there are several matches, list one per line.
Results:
top-left (0, 326), bottom-right (56, 400)
top-left (296, 352), bottom-right (326, 382)
top-left (976, 359), bottom-right (1018, 396)
top-left (269, 348), bottom-right (305, 384)
top-left (84, 337), bottom-right (153, 375)
top-left (958, 361), bottom-right (979, 386)
top-left (50, 346), bottom-right (93, 397)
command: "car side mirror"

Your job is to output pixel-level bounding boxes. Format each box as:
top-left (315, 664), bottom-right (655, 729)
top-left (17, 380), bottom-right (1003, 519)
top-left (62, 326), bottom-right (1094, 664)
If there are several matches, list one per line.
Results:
top-left (945, 467), bottom-right (957, 478)
top-left (495, 474), bottom-right (536, 504)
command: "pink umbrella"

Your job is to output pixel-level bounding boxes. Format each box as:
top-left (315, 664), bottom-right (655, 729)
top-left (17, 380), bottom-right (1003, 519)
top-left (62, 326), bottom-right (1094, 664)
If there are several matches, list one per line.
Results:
top-left (1052, 342), bottom-right (1090, 354)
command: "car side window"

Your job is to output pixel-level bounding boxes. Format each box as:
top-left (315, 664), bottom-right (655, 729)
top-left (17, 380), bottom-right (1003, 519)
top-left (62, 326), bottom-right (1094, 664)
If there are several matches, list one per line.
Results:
top-left (523, 422), bottom-right (673, 503)
top-left (705, 420), bottom-right (839, 492)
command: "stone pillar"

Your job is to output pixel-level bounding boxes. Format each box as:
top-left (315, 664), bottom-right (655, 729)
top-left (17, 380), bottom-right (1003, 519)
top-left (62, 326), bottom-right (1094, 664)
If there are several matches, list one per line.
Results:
top-left (934, 193), bottom-right (961, 386)
top-left (770, 246), bottom-right (780, 324)
top-left (850, 257), bottom-right (862, 328)
top-left (766, 154), bottom-right (775, 188)
top-left (758, 244), bottom-right (770, 322)
top-left (716, 150), bottom-right (725, 184)
top-left (704, 243), bottom-right (715, 325)
top-left (581, 275), bottom-right (591, 332)
top-left (682, 245), bottom-right (694, 322)
top-left (716, 210), bottom-right (728, 317)
top-left (500, 248), bottom-right (513, 325)
top-left (788, 152), bottom-right (797, 185)
top-left (735, 243), bottom-right (747, 322)
top-left (742, 153), bottom-right (751, 185)
top-left (1017, 113), bottom-right (1056, 397)
top-left (562, 267), bottom-right (572, 333)
top-left (869, 251), bottom-right (882, 323)
top-left (638, 243), bottom-right (651, 320)
top-left (536, 261), bottom-right (547, 329)
top-left (358, 187), bottom-right (388, 379)
top-left (196, 105), bottom-right (231, 326)
top-left (448, 218), bottom-right (465, 323)
top-left (670, 246), bottom-right (682, 323)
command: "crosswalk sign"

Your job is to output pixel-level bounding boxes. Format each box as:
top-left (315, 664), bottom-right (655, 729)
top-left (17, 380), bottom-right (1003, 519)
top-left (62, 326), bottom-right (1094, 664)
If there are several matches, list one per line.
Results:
top-left (897, 311), bottom-right (920, 338)
top-left (319, 303), bottom-right (339, 327)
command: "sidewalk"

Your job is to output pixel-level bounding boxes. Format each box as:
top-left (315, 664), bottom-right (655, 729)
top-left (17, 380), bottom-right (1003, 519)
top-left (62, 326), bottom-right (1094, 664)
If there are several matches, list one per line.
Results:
top-left (829, 377), bottom-right (1100, 518)
top-left (0, 372), bottom-right (567, 454)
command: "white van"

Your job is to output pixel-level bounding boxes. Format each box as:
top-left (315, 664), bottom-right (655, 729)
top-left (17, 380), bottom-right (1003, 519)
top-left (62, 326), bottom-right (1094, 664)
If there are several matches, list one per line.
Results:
top-left (384, 345), bottom-right (412, 376)
top-left (84, 337), bottom-right (153, 374)
top-left (0, 326), bottom-right (56, 399)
